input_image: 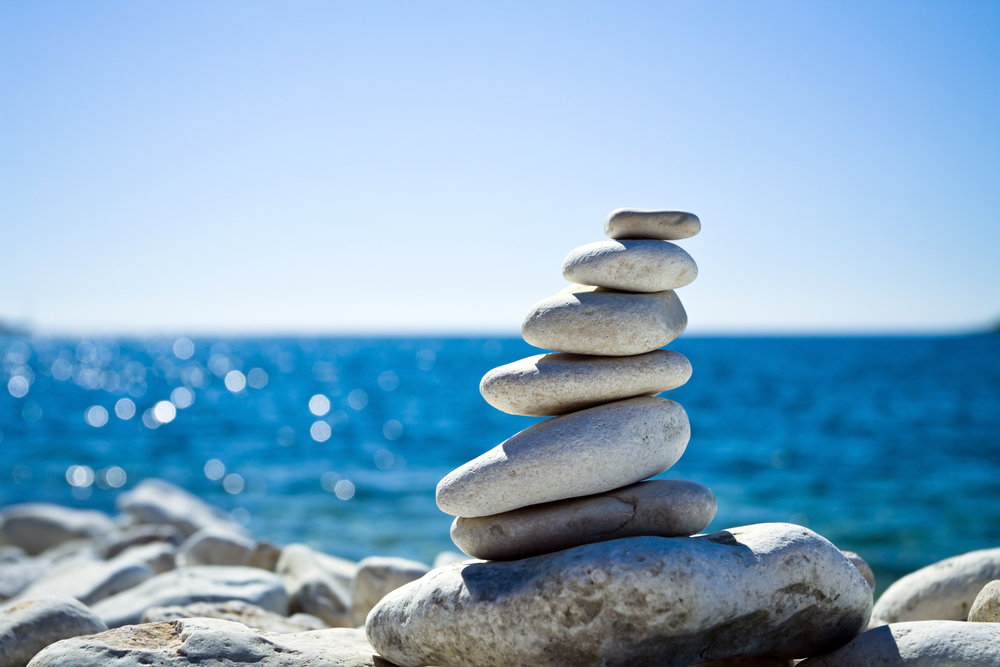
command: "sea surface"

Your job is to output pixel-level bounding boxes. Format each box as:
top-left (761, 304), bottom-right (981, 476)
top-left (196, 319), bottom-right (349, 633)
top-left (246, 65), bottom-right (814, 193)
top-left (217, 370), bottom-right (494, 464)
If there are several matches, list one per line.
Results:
top-left (1, 334), bottom-right (998, 595)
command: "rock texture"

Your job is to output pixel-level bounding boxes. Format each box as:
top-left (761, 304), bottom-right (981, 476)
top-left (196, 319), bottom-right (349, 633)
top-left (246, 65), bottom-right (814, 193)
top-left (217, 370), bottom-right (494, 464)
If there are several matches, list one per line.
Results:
top-left (90, 565), bottom-right (288, 628)
top-left (871, 547), bottom-right (1000, 623)
top-left (101, 524), bottom-right (185, 559)
top-left (562, 240), bottom-right (698, 293)
top-left (0, 504), bottom-right (115, 555)
top-left (277, 544), bottom-right (357, 628)
top-left (521, 285), bottom-right (687, 356)
top-left (436, 396), bottom-right (690, 517)
top-left (352, 557), bottom-right (431, 626)
top-left (177, 526), bottom-right (255, 567)
top-left (13, 555), bottom-right (153, 607)
top-left (799, 621), bottom-right (1000, 666)
top-left (116, 478), bottom-right (238, 537)
top-left (367, 523), bottom-right (872, 667)
top-left (842, 551), bottom-right (875, 590)
top-left (451, 479), bottom-right (717, 561)
top-left (1, 597), bottom-right (107, 667)
top-left (968, 579), bottom-right (1000, 622)
top-left (27, 618), bottom-right (392, 667)
top-left (603, 208), bottom-right (701, 241)
top-left (142, 600), bottom-right (326, 633)
top-left (480, 350), bottom-right (692, 416)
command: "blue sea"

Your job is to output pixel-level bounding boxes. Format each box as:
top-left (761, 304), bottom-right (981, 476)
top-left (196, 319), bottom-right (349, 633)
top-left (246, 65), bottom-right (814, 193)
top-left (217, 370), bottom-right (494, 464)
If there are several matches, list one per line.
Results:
top-left (2, 334), bottom-right (998, 595)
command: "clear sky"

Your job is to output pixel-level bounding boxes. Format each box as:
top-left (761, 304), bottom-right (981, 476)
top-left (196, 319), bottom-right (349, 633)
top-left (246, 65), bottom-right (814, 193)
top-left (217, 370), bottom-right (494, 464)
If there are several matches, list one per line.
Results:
top-left (2, 1), bottom-right (998, 335)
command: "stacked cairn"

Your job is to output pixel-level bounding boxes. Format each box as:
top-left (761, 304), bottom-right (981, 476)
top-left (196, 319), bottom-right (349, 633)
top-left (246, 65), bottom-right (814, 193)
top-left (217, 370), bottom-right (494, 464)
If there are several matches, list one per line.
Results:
top-left (437, 209), bottom-right (718, 560)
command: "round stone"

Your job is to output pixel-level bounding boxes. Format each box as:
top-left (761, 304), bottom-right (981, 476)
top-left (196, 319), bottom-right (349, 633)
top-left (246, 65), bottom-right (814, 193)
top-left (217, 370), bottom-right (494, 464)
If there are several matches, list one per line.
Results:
top-left (436, 396), bottom-right (690, 518)
top-left (604, 208), bottom-right (701, 240)
top-left (451, 479), bottom-right (717, 561)
top-left (480, 350), bottom-right (692, 416)
top-left (521, 285), bottom-right (687, 356)
top-left (562, 240), bottom-right (698, 293)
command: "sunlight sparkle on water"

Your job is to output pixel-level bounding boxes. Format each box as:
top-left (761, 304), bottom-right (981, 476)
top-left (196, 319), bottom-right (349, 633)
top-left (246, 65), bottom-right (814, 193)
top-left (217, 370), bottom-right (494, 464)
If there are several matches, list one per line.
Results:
top-left (154, 401), bottom-right (177, 423)
top-left (348, 389), bottom-right (368, 410)
top-left (225, 370), bottom-right (246, 392)
top-left (173, 338), bottom-right (195, 360)
top-left (171, 386), bottom-right (195, 409)
top-left (310, 421), bottom-right (332, 442)
top-left (204, 459), bottom-right (225, 481)
top-left (308, 394), bottom-right (330, 416)
top-left (85, 405), bottom-right (109, 427)
top-left (115, 398), bottom-right (136, 420)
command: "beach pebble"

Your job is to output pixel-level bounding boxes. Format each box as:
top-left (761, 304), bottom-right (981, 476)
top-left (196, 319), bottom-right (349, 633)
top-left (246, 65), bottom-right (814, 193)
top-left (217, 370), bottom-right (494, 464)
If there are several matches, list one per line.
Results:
top-left (1, 596), bottom-right (107, 667)
top-left (432, 551), bottom-right (468, 568)
top-left (116, 478), bottom-right (239, 537)
top-left (968, 580), bottom-right (1000, 622)
top-left (177, 526), bottom-right (255, 567)
top-left (277, 544), bottom-right (357, 628)
top-left (521, 285), bottom-right (687, 356)
top-left (352, 557), bottom-right (430, 626)
top-left (13, 555), bottom-right (154, 607)
top-left (437, 396), bottom-right (690, 517)
top-left (842, 551), bottom-right (875, 590)
top-left (451, 479), bottom-right (717, 561)
top-left (604, 208), bottom-right (701, 240)
top-left (101, 524), bottom-right (184, 559)
top-left (694, 660), bottom-right (794, 667)
top-left (142, 600), bottom-right (327, 633)
top-left (0, 504), bottom-right (115, 555)
top-left (115, 541), bottom-right (176, 574)
top-left (366, 523), bottom-right (872, 667)
top-left (0, 559), bottom-right (49, 602)
top-left (247, 540), bottom-right (283, 571)
top-left (480, 349), bottom-right (691, 416)
top-left (27, 618), bottom-right (390, 667)
top-left (798, 621), bottom-right (1000, 666)
top-left (871, 547), bottom-right (1000, 623)
top-left (90, 566), bottom-right (288, 628)
top-left (562, 240), bottom-right (698, 293)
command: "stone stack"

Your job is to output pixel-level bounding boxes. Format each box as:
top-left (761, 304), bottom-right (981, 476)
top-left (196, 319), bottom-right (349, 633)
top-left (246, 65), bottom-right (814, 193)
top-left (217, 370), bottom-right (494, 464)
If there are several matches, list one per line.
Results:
top-left (436, 209), bottom-right (717, 561)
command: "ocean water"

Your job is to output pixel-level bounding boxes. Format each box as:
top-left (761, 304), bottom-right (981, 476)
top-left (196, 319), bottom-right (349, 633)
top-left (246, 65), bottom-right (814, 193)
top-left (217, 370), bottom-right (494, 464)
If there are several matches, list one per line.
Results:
top-left (1, 334), bottom-right (998, 595)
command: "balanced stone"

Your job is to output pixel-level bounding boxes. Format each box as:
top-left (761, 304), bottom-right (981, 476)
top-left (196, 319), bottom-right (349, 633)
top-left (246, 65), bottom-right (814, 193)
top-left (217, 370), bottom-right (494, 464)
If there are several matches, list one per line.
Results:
top-left (436, 396), bottom-right (690, 517)
top-left (562, 240), bottom-right (698, 293)
top-left (451, 479), bottom-right (716, 561)
top-left (521, 285), bottom-right (687, 356)
top-left (1, 597), bottom-right (107, 667)
top-left (969, 580), bottom-right (1000, 622)
top-left (480, 349), bottom-right (691, 416)
top-left (871, 547), bottom-right (1000, 623)
top-left (604, 208), bottom-right (701, 240)
top-left (798, 621), bottom-right (1000, 666)
top-left (366, 523), bottom-right (872, 667)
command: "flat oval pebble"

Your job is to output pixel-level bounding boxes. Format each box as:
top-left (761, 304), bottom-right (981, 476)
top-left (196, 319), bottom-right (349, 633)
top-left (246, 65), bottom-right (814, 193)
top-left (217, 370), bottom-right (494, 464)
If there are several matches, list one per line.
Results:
top-left (480, 349), bottom-right (691, 416)
top-left (436, 396), bottom-right (690, 517)
top-left (562, 240), bottom-right (698, 293)
top-left (521, 285), bottom-right (687, 356)
top-left (451, 479), bottom-right (716, 561)
top-left (604, 208), bottom-right (701, 240)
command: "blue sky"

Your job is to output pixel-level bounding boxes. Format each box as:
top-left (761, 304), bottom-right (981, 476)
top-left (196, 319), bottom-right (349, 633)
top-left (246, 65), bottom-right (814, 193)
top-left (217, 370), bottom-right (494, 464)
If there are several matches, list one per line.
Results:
top-left (2, 1), bottom-right (998, 334)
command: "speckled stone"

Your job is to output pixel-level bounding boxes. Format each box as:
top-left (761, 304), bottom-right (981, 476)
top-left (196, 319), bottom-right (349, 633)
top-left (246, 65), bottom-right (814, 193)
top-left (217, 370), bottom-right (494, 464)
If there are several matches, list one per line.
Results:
top-left (521, 285), bottom-right (687, 356)
top-left (480, 349), bottom-right (691, 416)
top-left (436, 396), bottom-right (690, 518)
top-left (604, 208), bottom-right (701, 240)
top-left (562, 240), bottom-right (698, 293)
top-left (968, 580), bottom-right (1000, 622)
top-left (842, 551), bottom-right (875, 590)
top-left (451, 479), bottom-right (716, 561)
top-left (799, 621), bottom-right (1000, 666)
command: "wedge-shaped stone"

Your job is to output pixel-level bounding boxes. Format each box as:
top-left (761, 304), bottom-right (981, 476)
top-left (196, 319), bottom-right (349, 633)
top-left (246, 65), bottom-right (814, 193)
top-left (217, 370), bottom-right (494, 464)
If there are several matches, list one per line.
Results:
top-left (521, 285), bottom-right (687, 356)
top-left (480, 350), bottom-right (691, 416)
top-left (563, 240), bottom-right (698, 293)
top-left (366, 523), bottom-right (872, 667)
top-left (437, 397), bottom-right (690, 517)
top-left (799, 621), bottom-right (1000, 666)
top-left (451, 479), bottom-right (716, 561)
top-left (871, 547), bottom-right (1000, 623)
top-left (604, 208), bottom-right (701, 240)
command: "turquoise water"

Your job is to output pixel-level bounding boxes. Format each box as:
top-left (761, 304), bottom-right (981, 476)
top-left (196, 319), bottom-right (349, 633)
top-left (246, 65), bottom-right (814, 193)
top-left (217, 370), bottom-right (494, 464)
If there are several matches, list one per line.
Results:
top-left (2, 334), bottom-right (998, 595)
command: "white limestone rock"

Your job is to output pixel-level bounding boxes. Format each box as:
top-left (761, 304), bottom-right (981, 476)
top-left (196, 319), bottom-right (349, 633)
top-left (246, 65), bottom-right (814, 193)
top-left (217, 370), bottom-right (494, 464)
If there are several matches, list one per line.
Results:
top-left (142, 600), bottom-right (327, 633)
top-left (432, 551), bottom-right (468, 568)
top-left (115, 478), bottom-right (238, 537)
top-left (799, 621), bottom-right (1000, 666)
top-left (277, 544), bottom-right (357, 628)
top-left (871, 547), bottom-right (1000, 623)
top-left (101, 524), bottom-right (185, 559)
top-left (562, 240), bottom-right (698, 293)
top-left (604, 208), bottom-right (701, 240)
top-left (451, 479), bottom-right (716, 561)
top-left (842, 551), bottom-right (875, 590)
top-left (177, 526), bottom-right (255, 567)
top-left (521, 285), bottom-right (687, 356)
top-left (437, 396), bottom-right (690, 517)
top-left (1, 597), bottom-right (107, 667)
top-left (90, 565), bottom-right (288, 628)
top-left (0, 504), bottom-right (115, 555)
top-left (115, 541), bottom-right (176, 574)
top-left (968, 580), bottom-right (1000, 622)
top-left (12, 554), bottom-right (154, 607)
top-left (247, 540), bottom-right (283, 571)
top-left (367, 523), bottom-right (872, 667)
top-left (352, 557), bottom-right (431, 626)
top-left (480, 349), bottom-right (691, 416)
top-left (26, 618), bottom-right (391, 667)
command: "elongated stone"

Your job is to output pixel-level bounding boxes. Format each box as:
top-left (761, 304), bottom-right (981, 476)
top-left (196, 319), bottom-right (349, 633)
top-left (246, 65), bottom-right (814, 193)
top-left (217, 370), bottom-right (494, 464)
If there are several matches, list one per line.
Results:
top-left (521, 285), bottom-right (687, 356)
top-left (604, 208), bottom-right (701, 240)
top-left (436, 396), bottom-right (690, 517)
top-left (480, 349), bottom-right (691, 416)
top-left (562, 240), bottom-right (698, 293)
top-left (451, 479), bottom-right (716, 561)
top-left (799, 621), bottom-right (1000, 666)
top-left (366, 523), bottom-right (873, 667)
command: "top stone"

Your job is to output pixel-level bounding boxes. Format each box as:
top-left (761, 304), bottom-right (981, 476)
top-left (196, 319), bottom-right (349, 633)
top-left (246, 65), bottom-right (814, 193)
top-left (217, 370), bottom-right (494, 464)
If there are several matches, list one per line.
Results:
top-left (604, 209), bottom-right (701, 240)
